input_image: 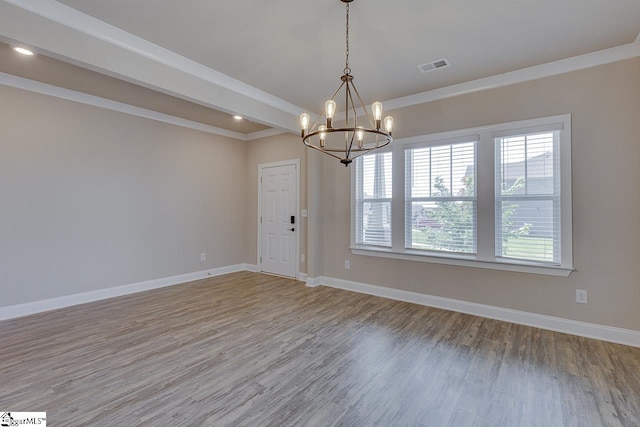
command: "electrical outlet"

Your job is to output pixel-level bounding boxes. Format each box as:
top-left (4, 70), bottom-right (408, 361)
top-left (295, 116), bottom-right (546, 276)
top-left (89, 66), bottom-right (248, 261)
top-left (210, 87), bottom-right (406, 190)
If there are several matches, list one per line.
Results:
top-left (344, 260), bottom-right (350, 269)
top-left (301, 254), bottom-right (305, 263)
top-left (576, 289), bottom-right (588, 304)
top-left (200, 253), bottom-right (206, 262)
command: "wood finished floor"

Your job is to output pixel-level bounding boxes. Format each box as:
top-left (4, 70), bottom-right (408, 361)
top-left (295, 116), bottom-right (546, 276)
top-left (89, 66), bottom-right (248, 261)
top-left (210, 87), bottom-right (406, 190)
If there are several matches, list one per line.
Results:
top-left (1, 272), bottom-right (639, 426)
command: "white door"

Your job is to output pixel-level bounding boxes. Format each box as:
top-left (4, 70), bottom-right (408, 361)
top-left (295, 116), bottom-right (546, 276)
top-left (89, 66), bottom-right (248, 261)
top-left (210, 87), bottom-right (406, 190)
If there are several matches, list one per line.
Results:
top-left (260, 164), bottom-right (297, 278)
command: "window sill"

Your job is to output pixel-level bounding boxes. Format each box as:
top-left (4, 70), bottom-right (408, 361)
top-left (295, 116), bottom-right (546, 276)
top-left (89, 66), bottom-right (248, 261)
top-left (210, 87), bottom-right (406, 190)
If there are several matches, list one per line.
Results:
top-left (350, 246), bottom-right (573, 277)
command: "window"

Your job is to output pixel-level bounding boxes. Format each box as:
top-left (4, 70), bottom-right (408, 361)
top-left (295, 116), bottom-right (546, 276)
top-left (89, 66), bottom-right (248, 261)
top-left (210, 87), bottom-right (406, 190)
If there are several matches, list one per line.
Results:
top-left (351, 115), bottom-right (573, 276)
top-left (355, 151), bottom-right (392, 247)
top-left (405, 140), bottom-right (477, 253)
top-left (496, 131), bottom-right (560, 263)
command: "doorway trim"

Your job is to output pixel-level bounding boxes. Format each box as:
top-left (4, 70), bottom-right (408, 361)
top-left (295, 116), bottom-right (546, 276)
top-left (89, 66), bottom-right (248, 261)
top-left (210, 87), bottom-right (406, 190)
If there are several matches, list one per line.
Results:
top-left (257, 159), bottom-right (301, 280)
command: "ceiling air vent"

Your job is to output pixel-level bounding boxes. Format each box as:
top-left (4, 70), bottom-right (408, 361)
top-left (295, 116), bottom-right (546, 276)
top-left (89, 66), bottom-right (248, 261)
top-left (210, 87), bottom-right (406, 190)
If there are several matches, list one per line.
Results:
top-left (418, 58), bottom-right (450, 73)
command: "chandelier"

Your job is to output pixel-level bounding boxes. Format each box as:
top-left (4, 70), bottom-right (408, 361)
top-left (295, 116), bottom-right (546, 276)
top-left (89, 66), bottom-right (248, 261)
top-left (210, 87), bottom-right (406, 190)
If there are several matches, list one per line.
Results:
top-left (299, 0), bottom-right (394, 166)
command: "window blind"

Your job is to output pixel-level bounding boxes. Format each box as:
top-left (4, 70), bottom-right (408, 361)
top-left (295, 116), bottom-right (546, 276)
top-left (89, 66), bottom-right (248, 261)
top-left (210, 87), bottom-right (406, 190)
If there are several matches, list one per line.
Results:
top-left (495, 131), bottom-right (561, 264)
top-left (355, 152), bottom-right (392, 247)
top-left (405, 141), bottom-right (477, 253)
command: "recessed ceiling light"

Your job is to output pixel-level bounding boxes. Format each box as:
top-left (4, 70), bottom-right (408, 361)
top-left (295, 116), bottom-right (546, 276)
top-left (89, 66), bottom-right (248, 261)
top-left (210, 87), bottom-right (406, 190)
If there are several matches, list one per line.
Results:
top-left (233, 115), bottom-right (243, 120)
top-left (13, 47), bottom-right (35, 56)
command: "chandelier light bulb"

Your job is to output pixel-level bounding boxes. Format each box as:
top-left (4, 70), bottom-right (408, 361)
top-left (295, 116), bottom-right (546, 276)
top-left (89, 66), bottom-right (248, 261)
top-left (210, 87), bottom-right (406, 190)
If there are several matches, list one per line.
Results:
top-left (325, 100), bottom-right (337, 118)
top-left (384, 116), bottom-right (394, 135)
top-left (356, 126), bottom-right (364, 148)
top-left (372, 102), bottom-right (383, 120)
top-left (372, 101), bottom-right (383, 130)
top-left (300, 113), bottom-right (310, 137)
top-left (325, 100), bottom-right (337, 128)
top-left (319, 125), bottom-right (327, 148)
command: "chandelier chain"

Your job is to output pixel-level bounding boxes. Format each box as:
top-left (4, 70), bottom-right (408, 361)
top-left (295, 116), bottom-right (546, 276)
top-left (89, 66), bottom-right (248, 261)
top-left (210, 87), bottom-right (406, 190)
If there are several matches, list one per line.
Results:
top-left (344, 2), bottom-right (351, 75)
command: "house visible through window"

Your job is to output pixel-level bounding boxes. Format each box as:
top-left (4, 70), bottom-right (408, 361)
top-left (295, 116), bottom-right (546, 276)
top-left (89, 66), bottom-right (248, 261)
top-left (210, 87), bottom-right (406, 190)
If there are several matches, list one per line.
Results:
top-left (351, 115), bottom-right (573, 276)
top-left (496, 132), bottom-right (560, 264)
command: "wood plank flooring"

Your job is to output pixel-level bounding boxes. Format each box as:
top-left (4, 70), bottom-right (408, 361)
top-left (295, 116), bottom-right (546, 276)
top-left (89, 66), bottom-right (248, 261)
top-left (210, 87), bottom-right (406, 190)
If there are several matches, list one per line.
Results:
top-left (1, 272), bottom-right (639, 426)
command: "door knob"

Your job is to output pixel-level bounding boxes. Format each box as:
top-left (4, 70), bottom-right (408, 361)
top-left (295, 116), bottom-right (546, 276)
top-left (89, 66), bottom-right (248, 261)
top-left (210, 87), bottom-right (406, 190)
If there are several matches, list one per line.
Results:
top-left (288, 228), bottom-right (295, 232)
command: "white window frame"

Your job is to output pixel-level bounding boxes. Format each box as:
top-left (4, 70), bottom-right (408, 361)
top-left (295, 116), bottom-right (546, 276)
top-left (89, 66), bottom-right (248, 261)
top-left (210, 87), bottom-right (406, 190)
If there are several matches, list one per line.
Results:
top-left (351, 114), bottom-right (573, 277)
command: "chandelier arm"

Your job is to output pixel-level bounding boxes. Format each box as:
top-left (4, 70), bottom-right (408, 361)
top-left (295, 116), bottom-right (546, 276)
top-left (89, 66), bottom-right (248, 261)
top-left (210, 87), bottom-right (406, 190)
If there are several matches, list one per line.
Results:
top-left (350, 80), bottom-right (376, 129)
top-left (345, 82), bottom-right (360, 158)
top-left (348, 82), bottom-right (359, 127)
top-left (346, 131), bottom-right (356, 159)
top-left (345, 150), bottom-right (374, 163)
top-left (345, 81), bottom-right (350, 153)
top-left (329, 80), bottom-right (346, 102)
top-left (344, 81), bottom-right (358, 159)
top-left (304, 142), bottom-right (344, 161)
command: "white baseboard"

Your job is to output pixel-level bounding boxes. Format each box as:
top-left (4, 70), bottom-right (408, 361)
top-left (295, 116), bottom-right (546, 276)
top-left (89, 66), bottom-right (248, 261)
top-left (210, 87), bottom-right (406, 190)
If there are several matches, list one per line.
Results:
top-left (305, 277), bottom-right (321, 288)
top-left (0, 264), bottom-right (249, 321)
top-left (308, 276), bottom-right (640, 348)
top-left (243, 263), bottom-right (259, 273)
top-left (298, 273), bottom-right (308, 282)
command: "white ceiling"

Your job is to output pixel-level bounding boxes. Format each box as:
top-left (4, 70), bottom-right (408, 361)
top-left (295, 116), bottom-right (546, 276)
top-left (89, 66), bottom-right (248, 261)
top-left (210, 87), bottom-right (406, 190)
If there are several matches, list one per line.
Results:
top-left (54, 0), bottom-right (640, 112)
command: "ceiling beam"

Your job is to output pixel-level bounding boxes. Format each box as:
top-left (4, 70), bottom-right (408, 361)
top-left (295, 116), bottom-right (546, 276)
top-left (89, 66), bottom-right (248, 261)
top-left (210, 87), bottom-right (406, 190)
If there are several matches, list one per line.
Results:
top-left (0, 0), bottom-right (303, 133)
top-left (0, 72), bottom-right (252, 140)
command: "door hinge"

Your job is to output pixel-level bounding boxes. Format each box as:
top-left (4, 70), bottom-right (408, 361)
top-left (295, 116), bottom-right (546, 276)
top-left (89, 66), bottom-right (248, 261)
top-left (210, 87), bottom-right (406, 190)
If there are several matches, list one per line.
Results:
top-left (260, 176), bottom-right (263, 183)
top-left (260, 216), bottom-right (262, 223)
top-left (259, 256), bottom-right (262, 263)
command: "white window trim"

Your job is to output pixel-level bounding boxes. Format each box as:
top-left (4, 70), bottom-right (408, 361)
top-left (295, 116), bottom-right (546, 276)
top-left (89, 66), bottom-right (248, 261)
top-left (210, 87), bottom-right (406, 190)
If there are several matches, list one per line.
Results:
top-left (351, 114), bottom-right (573, 277)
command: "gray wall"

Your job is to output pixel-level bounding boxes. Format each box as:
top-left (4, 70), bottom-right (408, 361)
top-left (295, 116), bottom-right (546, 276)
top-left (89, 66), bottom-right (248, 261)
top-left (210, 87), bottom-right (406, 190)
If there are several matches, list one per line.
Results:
top-left (0, 85), bottom-right (247, 306)
top-left (316, 58), bottom-right (640, 331)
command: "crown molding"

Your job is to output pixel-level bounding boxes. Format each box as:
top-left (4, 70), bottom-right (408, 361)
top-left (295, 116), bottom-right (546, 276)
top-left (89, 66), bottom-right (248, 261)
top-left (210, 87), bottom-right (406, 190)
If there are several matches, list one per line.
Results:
top-left (0, 71), bottom-right (289, 141)
top-left (244, 128), bottom-right (288, 141)
top-left (0, 72), bottom-right (249, 140)
top-left (382, 42), bottom-right (640, 113)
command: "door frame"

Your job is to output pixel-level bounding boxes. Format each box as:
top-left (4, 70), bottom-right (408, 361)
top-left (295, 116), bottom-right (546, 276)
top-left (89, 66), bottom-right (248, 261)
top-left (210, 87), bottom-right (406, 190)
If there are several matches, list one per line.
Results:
top-left (257, 159), bottom-right (300, 280)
